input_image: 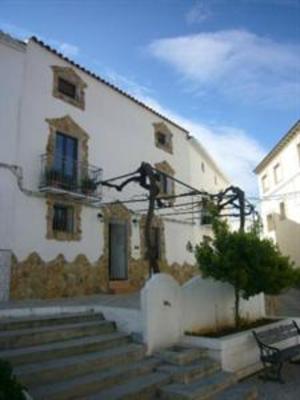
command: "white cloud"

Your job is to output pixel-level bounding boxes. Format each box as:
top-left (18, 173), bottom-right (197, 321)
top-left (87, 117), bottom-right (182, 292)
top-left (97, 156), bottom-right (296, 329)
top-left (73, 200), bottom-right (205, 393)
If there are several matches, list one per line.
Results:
top-left (186, 1), bottom-right (211, 24)
top-left (0, 21), bottom-right (80, 58)
top-left (149, 30), bottom-right (300, 108)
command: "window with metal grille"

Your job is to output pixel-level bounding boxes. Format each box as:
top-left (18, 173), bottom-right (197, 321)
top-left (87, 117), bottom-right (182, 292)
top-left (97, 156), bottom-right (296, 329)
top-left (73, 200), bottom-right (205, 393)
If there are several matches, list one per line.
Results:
top-left (53, 204), bottom-right (74, 233)
top-left (58, 78), bottom-right (77, 99)
top-left (158, 172), bottom-right (173, 195)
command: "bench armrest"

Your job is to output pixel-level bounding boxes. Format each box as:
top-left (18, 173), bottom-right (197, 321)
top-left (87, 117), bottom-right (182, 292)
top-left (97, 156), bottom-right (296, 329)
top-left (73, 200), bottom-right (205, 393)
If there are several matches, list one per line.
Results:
top-left (252, 331), bottom-right (281, 361)
top-left (293, 320), bottom-right (300, 335)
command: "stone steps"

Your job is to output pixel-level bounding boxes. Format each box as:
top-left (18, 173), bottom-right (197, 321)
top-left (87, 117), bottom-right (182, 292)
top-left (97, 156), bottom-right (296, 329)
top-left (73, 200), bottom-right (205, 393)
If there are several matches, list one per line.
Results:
top-left (211, 383), bottom-right (257, 400)
top-left (0, 311), bottom-right (167, 399)
top-left (84, 372), bottom-right (171, 400)
top-left (0, 331), bottom-right (131, 365)
top-left (156, 345), bottom-right (207, 365)
top-left (155, 345), bottom-right (257, 400)
top-left (31, 358), bottom-right (161, 400)
top-left (0, 312), bottom-right (257, 400)
top-left (0, 311), bottom-right (104, 331)
top-left (16, 343), bottom-right (146, 386)
top-left (160, 370), bottom-right (237, 400)
top-left (157, 358), bottom-right (220, 384)
top-left (0, 319), bottom-right (116, 349)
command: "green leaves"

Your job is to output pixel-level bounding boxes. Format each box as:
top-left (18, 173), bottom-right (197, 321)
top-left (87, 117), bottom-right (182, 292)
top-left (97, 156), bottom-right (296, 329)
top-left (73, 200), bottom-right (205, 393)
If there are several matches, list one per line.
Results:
top-left (0, 359), bottom-right (26, 400)
top-left (195, 218), bottom-right (296, 328)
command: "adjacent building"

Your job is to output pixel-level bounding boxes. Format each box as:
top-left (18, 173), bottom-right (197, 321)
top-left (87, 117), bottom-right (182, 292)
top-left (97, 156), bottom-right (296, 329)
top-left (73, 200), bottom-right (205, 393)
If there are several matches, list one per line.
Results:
top-left (254, 120), bottom-right (300, 268)
top-left (0, 32), bottom-right (229, 301)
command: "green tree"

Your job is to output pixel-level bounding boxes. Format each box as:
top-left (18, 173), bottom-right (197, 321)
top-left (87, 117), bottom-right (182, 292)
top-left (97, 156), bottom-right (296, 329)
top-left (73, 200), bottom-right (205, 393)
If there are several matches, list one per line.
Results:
top-left (195, 218), bottom-right (296, 329)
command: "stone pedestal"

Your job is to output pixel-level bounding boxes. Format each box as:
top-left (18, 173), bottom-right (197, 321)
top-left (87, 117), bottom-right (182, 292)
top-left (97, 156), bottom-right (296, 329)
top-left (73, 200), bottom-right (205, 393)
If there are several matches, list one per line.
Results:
top-left (0, 250), bottom-right (12, 302)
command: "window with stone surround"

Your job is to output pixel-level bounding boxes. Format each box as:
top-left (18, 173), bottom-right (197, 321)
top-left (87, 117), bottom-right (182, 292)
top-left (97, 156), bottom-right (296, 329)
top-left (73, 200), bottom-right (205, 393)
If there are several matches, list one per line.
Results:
top-left (273, 163), bottom-right (282, 184)
top-left (53, 204), bottom-right (74, 233)
top-left (262, 174), bottom-right (269, 193)
top-left (46, 196), bottom-right (81, 241)
top-left (153, 122), bottom-right (173, 154)
top-left (155, 161), bottom-right (175, 199)
top-left (52, 66), bottom-right (87, 110)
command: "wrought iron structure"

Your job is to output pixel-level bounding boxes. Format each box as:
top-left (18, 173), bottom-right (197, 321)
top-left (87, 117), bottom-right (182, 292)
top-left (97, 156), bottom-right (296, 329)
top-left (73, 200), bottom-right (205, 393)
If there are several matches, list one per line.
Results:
top-left (39, 153), bottom-right (102, 201)
top-left (99, 162), bottom-right (259, 277)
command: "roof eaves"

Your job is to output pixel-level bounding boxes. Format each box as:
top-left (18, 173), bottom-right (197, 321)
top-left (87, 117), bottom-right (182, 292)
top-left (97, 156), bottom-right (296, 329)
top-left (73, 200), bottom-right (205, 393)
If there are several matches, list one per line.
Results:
top-left (29, 36), bottom-right (189, 135)
top-left (254, 120), bottom-right (300, 174)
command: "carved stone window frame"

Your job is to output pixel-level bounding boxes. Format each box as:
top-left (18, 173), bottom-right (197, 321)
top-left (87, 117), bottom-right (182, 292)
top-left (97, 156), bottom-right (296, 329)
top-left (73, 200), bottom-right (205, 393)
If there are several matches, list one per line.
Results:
top-left (46, 195), bottom-right (81, 241)
top-left (45, 115), bottom-right (89, 180)
top-left (153, 122), bottom-right (173, 154)
top-left (52, 66), bottom-right (87, 110)
top-left (155, 161), bottom-right (175, 201)
top-left (139, 215), bottom-right (166, 262)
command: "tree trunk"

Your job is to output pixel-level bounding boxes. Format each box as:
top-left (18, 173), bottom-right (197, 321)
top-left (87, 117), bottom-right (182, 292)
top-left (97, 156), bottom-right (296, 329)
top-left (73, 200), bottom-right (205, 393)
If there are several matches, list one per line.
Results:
top-left (234, 286), bottom-right (241, 329)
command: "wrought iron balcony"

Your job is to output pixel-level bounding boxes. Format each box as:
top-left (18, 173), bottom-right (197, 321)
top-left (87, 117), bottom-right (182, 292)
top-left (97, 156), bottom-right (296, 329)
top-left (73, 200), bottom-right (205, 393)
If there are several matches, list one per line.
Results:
top-left (39, 153), bottom-right (102, 200)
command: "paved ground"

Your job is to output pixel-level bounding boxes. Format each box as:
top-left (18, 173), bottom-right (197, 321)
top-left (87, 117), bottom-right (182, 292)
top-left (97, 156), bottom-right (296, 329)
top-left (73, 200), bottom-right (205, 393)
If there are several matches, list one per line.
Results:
top-left (245, 363), bottom-right (300, 400)
top-left (0, 292), bottom-right (141, 310)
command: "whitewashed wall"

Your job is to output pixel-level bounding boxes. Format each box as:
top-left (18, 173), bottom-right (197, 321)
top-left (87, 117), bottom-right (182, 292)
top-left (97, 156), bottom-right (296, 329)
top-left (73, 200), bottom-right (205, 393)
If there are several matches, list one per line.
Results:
top-left (141, 273), bottom-right (265, 354)
top-left (0, 35), bottom-right (230, 268)
top-left (183, 276), bottom-right (265, 333)
top-left (257, 128), bottom-right (300, 267)
top-left (141, 273), bottom-right (183, 354)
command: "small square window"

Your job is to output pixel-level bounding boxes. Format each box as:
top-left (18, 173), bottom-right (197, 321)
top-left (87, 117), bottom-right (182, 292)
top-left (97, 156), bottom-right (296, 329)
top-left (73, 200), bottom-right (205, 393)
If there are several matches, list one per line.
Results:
top-left (273, 163), bottom-right (282, 184)
top-left (262, 174), bottom-right (269, 193)
top-left (58, 78), bottom-right (77, 99)
top-left (158, 173), bottom-right (173, 195)
top-left (201, 162), bottom-right (205, 173)
top-left (279, 202), bottom-right (286, 220)
top-left (53, 204), bottom-right (74, 233)
top-left (157, 132), bottom-right (167, 146)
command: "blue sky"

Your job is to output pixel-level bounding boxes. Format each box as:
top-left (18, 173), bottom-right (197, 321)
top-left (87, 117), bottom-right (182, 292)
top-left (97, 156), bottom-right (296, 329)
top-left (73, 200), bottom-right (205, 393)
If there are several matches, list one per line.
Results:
top-left (1, 0), bottom-right (299, 194)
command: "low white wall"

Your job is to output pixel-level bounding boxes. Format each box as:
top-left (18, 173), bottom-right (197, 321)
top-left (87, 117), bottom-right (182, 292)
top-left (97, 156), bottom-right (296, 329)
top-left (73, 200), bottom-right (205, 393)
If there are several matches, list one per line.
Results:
top-left (141, 273), bottom-right (265, 355)
top-left (183, 276), bottom-right (265, 333)
top-left (182, 318), bottom-right (300, 375)
top-left (141, 273), bottom-right (183, 354)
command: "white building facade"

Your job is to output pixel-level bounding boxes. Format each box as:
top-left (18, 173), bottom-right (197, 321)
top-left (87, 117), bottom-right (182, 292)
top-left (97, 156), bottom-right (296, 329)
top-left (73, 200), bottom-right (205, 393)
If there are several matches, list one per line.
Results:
top-left (254, 121), bottom-right (300, 268)
top-left (0, 32), bottom-right (229, 301)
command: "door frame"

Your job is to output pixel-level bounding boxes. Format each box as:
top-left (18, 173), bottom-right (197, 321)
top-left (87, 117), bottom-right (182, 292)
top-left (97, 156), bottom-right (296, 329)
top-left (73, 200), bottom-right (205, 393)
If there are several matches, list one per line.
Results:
top-left (108, 219), bottom-right (129, 281)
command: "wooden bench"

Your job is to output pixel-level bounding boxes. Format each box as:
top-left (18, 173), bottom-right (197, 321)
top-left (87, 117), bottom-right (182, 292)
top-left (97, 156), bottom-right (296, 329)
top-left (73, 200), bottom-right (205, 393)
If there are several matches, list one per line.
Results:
top-left (253, 320), bottom-right (300, 383)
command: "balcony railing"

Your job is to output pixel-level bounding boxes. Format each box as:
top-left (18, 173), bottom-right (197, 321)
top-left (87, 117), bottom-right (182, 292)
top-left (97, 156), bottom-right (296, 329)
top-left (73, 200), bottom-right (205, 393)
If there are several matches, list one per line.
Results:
top-left (39, 153), bottom-right (102, 200)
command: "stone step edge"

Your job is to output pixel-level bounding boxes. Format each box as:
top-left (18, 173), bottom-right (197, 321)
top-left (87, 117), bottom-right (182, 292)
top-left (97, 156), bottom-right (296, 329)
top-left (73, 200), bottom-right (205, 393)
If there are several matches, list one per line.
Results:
top-left (0, 311), bottom-right (104, 329)
top-left (15, 343), bottom-right (146, 380)
top-left (84, 371), bottom-right (171, 400)
top-left (159, 371), bottom-right (237, 400)
top-left (0, 332), bottom-right (131, 364)
top-left (30, 358), bottom-right (160, 399)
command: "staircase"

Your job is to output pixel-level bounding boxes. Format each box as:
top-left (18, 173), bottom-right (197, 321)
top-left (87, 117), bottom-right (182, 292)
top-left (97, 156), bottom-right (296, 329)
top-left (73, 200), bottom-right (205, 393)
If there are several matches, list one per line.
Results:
top-left (0, 312), bottom-right (167, 399)
top-left (0, 312), bottom-right (257, 399)
top-left (155, 346), bottom-right (257, 400)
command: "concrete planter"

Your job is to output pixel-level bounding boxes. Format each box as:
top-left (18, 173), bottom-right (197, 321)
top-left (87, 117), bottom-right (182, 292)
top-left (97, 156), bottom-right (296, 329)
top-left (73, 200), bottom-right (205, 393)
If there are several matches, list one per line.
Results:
top-left (181, 318), bottom-right (297, 378)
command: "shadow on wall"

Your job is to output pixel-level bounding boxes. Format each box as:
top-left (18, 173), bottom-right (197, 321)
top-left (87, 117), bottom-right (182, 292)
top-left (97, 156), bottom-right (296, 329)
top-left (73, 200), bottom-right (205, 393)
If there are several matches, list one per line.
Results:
top-left (273, 214), bottom-right (300, 269)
